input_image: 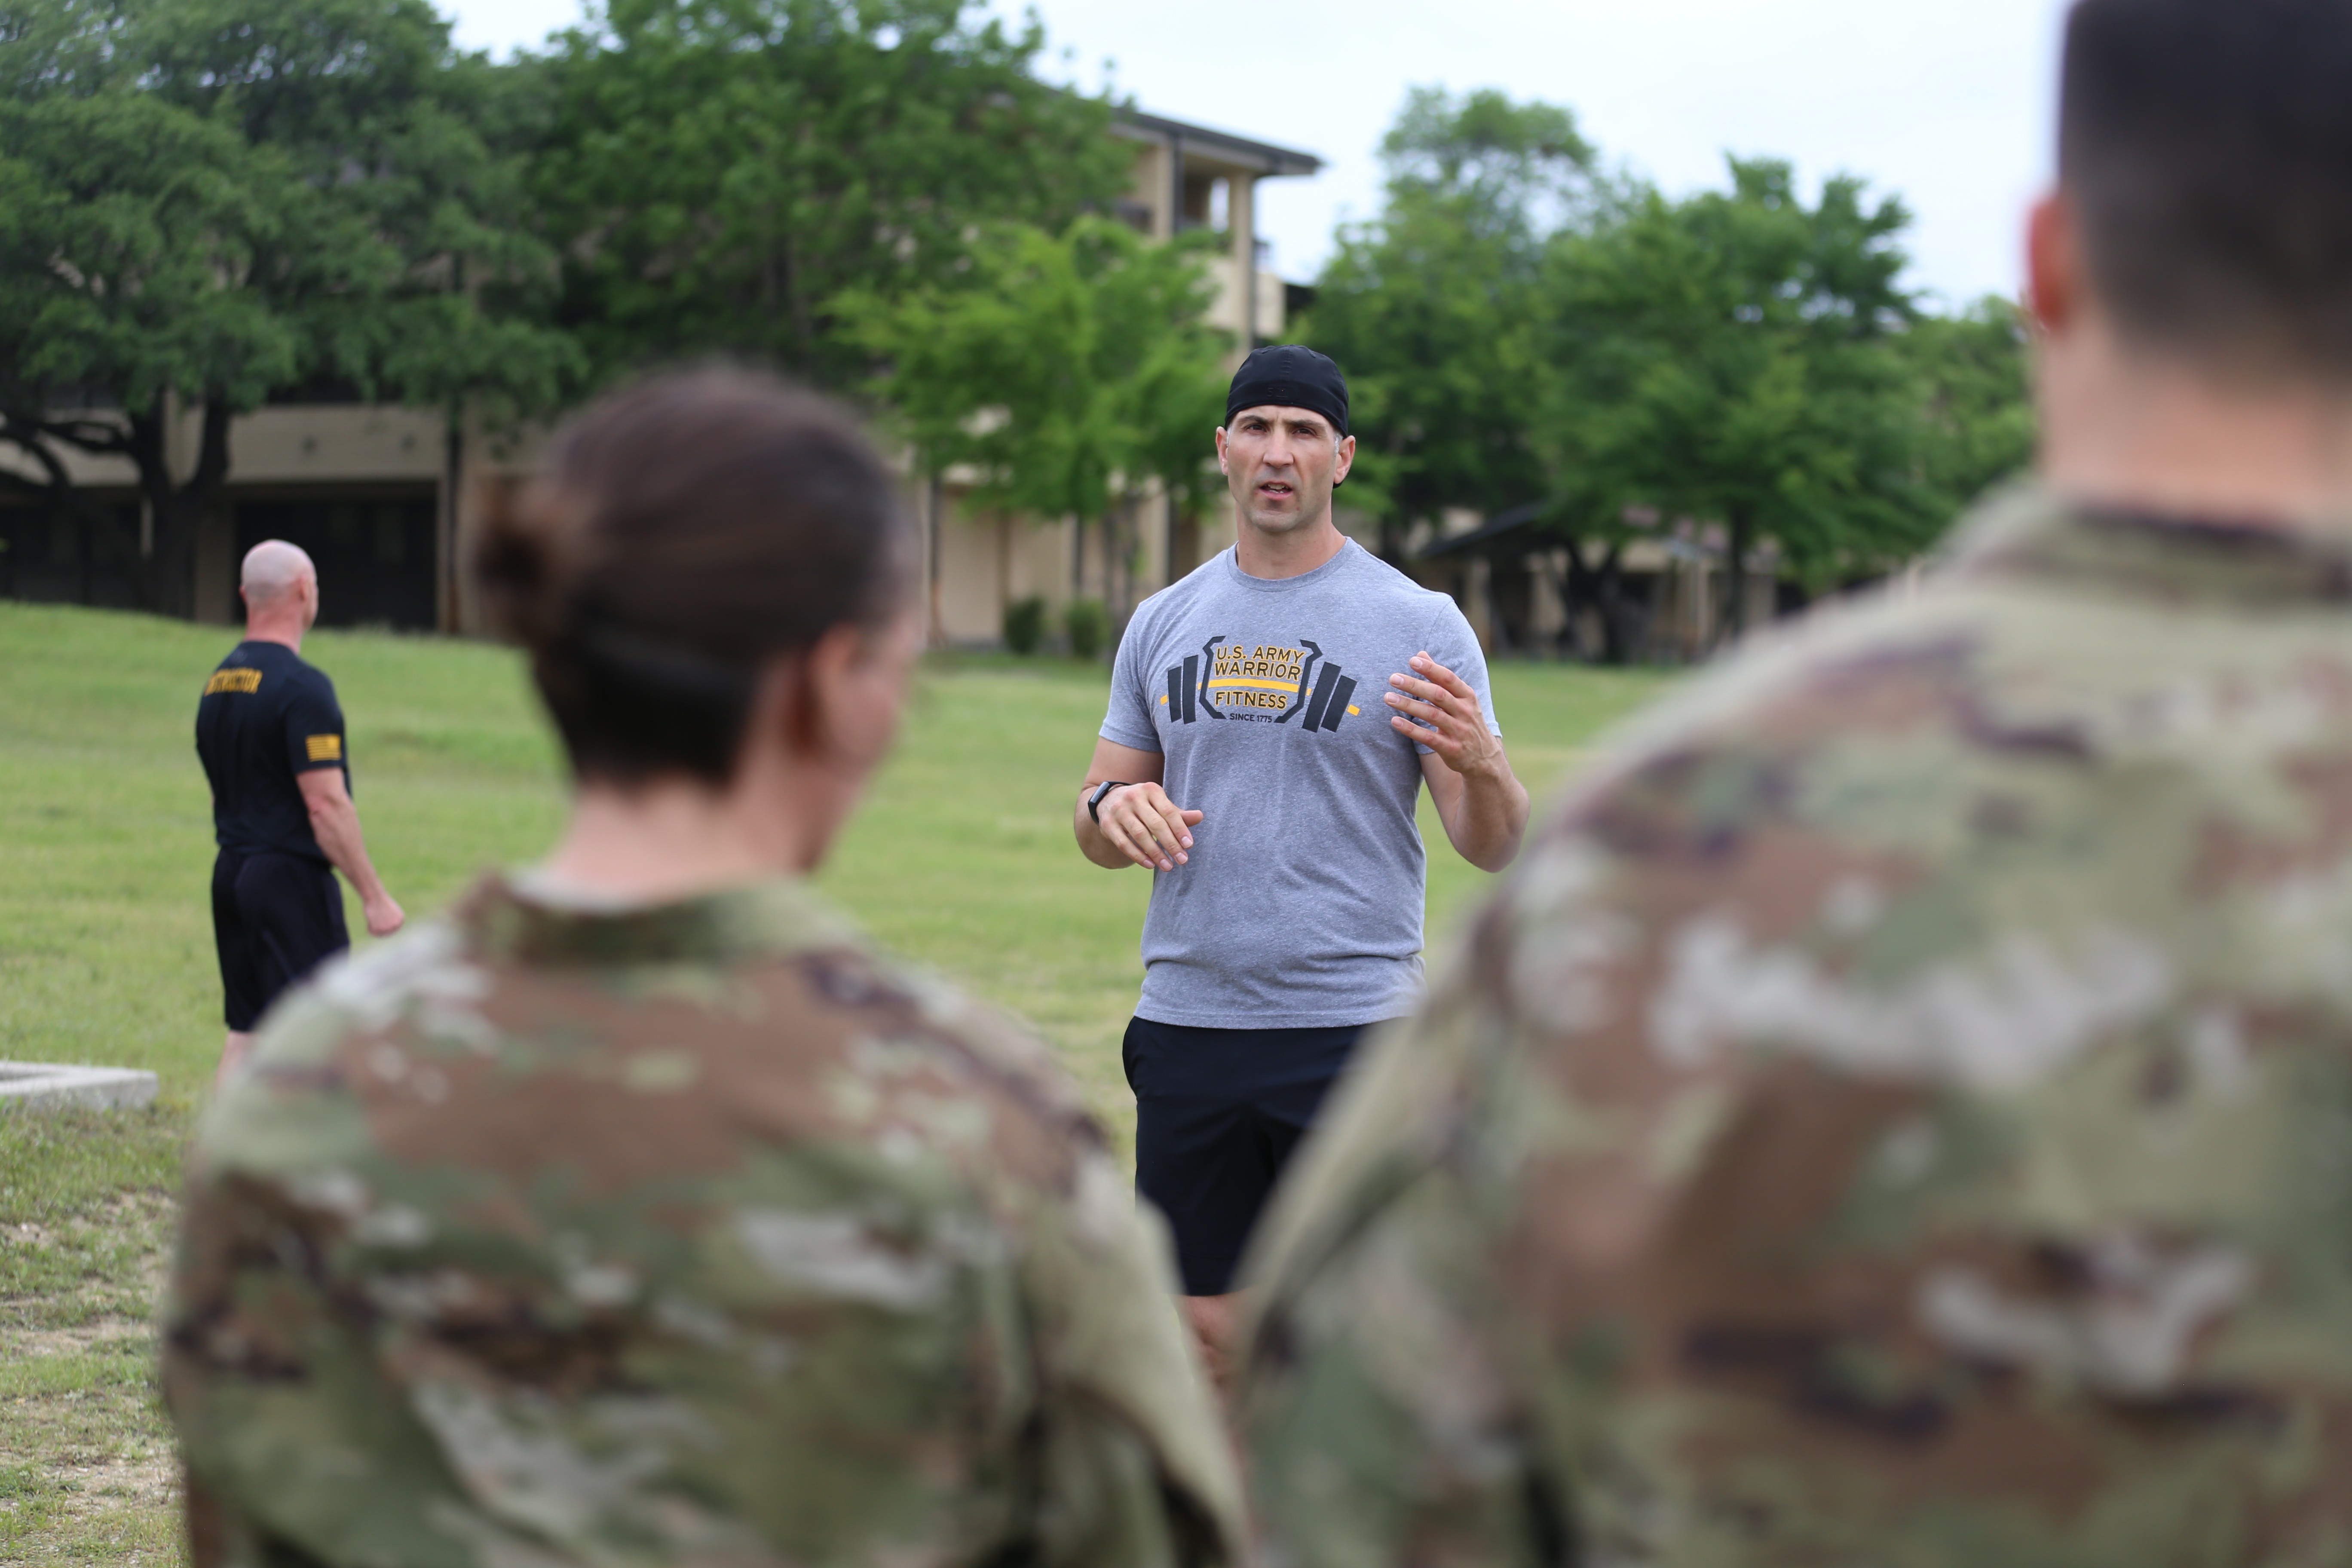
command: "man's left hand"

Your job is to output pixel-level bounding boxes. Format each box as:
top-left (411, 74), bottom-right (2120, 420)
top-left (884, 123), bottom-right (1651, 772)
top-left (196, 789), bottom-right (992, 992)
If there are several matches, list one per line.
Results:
top-left (1385, 652), bottom-right (1503, 776)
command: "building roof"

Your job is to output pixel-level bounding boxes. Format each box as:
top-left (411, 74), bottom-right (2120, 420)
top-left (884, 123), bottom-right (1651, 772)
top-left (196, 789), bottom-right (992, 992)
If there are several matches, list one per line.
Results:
top-left (1114, 108), bottom-right (1323, 179)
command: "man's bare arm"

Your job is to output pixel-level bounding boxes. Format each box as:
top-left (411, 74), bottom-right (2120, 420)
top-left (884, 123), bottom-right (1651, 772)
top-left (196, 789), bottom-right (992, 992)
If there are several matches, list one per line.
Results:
top-left (296, 769), bottom-right (404, 937)
top-left (1389, 652), bottom-right (1529, 873)
top-left (1073, 738), bottom-right (1203, 872)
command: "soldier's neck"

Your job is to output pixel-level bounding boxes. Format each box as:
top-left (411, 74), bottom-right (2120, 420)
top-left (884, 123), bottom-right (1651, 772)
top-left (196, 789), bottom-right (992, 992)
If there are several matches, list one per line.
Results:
top-left (539, 769), bottom-right (847, 904)
top-left (2040, 325), bottom-right (2352, 528)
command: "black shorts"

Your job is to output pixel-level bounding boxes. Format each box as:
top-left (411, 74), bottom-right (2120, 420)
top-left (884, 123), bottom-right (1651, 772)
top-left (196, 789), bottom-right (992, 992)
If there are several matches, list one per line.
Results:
top-left (1123, 1015), bottom-right (1397, 1296)
top-left (212, 849), bottom-right (349, 1032)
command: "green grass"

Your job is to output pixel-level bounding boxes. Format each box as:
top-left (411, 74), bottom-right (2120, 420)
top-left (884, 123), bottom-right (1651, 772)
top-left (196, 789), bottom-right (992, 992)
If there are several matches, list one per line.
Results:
top-left (0, 600), bottom-right (1672, 1563)
top-left (0, 1111), bottom-right (185, 1564)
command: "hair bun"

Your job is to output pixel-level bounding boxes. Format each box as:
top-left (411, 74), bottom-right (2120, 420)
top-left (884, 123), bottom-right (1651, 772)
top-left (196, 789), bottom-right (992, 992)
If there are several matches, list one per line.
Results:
top-left (465, 368), bottom-right (910, 787)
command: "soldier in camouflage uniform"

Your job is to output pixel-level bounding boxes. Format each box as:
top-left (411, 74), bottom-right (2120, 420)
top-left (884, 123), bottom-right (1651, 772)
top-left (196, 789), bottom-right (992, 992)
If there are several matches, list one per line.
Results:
top-left (165, 372), bottom-right (1242, 1568)
top-left (1238, 1), bottom-right (2352, 1562)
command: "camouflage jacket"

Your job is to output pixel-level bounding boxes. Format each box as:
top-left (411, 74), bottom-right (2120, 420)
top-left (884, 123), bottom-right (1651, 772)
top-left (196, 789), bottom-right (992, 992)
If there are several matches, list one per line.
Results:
top-left (166, 875), bottom-right (1242, 1568)
top-left (1239, 488), bottom-right (2352, 1567)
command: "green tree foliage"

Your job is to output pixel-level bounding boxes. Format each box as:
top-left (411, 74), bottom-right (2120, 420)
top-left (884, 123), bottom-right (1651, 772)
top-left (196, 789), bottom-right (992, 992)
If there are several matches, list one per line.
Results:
top-left (1546, 157), bottom-right (1931, 628)
top-left (0, 0), bottom-right (576, 615)
top-left (1303, 90), bottom-right (2037, 656)
top-left (533, 0), bottom-right (1132, 387)
top-left (1900, 296), bottom-right (2037, 520)
top-left (841, 215), bottom-right (1230, 600)
top-left (1303, 88), bottom-right (1594, 554)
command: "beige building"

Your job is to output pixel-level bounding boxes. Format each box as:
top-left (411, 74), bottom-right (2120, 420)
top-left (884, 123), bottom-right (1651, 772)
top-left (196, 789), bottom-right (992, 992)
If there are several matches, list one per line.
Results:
top-left (0, 107), bottom-right (1323, 641)
top-left (926, 110), bottom-right (1320, 646)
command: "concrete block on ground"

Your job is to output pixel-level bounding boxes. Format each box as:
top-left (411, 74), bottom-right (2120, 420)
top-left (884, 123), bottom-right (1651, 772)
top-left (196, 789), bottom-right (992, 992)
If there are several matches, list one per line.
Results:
top-left (0, 1061), bottom-right (159, 1113)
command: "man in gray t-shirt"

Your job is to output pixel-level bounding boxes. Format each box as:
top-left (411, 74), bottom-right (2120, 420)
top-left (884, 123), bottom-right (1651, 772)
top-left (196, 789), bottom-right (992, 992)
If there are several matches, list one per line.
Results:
top-left (1072, 345), bottom-right (1530, 1378)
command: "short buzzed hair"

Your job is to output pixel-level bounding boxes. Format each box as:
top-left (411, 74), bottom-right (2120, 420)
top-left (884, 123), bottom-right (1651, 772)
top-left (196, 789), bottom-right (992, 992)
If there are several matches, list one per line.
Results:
top-left (240, 540), bottom-right (315, 606)
top-left (2061, 0), bottom-right (2352, 380)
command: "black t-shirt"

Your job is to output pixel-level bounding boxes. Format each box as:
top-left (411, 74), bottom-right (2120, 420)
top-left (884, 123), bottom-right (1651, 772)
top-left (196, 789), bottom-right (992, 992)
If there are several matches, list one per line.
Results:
top-left (195, 641), bottom-right (351, 862)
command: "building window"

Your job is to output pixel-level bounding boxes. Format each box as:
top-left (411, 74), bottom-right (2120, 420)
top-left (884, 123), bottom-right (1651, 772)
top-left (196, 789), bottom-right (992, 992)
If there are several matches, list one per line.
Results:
top-left (0, 500), bottom-right (142, 609)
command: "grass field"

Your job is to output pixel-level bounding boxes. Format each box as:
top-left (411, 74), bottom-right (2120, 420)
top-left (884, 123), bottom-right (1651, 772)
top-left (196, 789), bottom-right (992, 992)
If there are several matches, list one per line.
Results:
top-left (0, 599), bottom-right (1671, 1563)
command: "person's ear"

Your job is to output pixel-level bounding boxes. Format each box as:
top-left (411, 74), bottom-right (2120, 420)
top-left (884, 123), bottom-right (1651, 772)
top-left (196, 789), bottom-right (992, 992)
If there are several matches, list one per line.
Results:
top-left (2027, 191), bottom-right (2080, 339)
top-left (767, 646), bottom-right (821, 758)
top-left (801, 622), bottom-right (879, 759)
top-left (1214, 426), bottom-right (1230, 475)
top-left (1333, 434), bottom-right (1357, 486)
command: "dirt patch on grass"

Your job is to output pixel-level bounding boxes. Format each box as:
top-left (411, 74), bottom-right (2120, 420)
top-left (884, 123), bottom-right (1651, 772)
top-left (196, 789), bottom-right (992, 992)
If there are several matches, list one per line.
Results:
top-left (0, 1110), bottom-right (188, 1564)
top-left (2, 1317), bottom-right (155, 1361)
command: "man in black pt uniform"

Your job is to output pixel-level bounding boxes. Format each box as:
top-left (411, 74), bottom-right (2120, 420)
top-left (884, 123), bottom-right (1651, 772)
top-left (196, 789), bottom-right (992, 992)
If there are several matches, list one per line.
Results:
top-left (196, 540), bottom-right (403, 1079)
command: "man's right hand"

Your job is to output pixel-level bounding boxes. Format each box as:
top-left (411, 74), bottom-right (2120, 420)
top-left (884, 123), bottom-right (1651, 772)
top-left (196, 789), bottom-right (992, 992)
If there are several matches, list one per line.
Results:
top-left (362, 893), bottom-right (405, 938)
top-left (1095, 782), bottom-right (1203, 873)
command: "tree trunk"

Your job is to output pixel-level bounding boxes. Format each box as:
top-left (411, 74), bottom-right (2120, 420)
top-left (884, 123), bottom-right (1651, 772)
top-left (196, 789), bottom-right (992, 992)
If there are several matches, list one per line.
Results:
top-left (1102, 507), bottom-right (1120, 617)
top-left (125, 392), bottom-right (230, 619)
top-left (12, 393), bottom-right (237, 620)
top-left (1596, 542), bottom-right (1636, 666)
top-left (1560, 536), bottom-right (1593, 662)
top-left (442, 405), bottom-right (465, 633)
top-left (1724, 507), bottom-right (1752, 643)
top-left (928, 474), bottom-right (945, 648)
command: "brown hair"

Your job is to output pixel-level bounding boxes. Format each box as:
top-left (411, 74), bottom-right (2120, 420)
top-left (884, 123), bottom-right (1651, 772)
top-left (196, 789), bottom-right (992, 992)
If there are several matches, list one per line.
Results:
top-left (470, 370), bottom-right (913, 786)
top-left (2062, 0), bottom-right (2352, 379)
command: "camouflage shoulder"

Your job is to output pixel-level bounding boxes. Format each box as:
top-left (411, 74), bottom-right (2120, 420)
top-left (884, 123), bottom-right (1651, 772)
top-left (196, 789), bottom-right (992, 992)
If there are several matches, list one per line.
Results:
top-left (193, 919), bottom-right (472, 1163)
top-left (858, 949), bottom-right (1105, 1147)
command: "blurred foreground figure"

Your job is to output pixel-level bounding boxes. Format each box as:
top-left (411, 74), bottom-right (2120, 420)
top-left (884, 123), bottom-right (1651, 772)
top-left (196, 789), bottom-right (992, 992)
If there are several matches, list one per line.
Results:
top-left (1240, 1), bottom-right (2352, 1561)
top-left (164, 372), bottom-right (1241, 1568)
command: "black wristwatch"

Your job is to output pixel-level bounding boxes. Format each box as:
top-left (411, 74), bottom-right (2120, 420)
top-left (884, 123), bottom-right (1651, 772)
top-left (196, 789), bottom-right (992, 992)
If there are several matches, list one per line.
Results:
top-left (1087, 780), bottom-right (1131, 824)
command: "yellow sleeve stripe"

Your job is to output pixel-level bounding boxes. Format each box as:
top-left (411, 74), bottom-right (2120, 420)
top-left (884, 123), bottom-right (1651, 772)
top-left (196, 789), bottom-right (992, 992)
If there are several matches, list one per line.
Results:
top-left (305, 734), bottom-right (343, 763)
top-left (1347, 705), bottom-right (1360, 715)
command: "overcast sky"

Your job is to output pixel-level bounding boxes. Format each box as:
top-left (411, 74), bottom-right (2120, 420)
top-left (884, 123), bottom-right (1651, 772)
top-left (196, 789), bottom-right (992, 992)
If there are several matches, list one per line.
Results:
top-left (442, 0), bottom-right (2074, 311)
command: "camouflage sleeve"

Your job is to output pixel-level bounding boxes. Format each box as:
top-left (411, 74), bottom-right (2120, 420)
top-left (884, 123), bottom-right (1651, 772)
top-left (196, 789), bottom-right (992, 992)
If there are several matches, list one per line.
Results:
top-left (1238, 1004), bottom-right (1566, 1568)
top-left (162, 976), bottom-right (503, 1568)
top-left (165, 1165), bottom-right (486, 1568)
top-left (1021, 1145), bottom-right (1248, 1568)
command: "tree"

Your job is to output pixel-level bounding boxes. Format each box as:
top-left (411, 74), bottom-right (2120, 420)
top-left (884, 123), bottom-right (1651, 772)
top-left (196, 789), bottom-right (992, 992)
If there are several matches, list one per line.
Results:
top-left (840, 216), bottom-right (1229, 622)
top-left (1902, 296), bottom-right (2036, 521)
top-left (532, 0), bottom-right (1133, 389)
top-left (0, 0), bottom-right (577, 616)
top-left (1542, 159), bottom-right (1934, 634)
top-left (1302, 87), bottom-right (1594, 558)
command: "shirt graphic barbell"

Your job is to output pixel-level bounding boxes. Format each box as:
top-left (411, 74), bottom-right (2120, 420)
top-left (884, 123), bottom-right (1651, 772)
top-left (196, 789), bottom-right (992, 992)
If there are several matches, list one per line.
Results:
top-left (1163, 637), bottom-right (1357, 732)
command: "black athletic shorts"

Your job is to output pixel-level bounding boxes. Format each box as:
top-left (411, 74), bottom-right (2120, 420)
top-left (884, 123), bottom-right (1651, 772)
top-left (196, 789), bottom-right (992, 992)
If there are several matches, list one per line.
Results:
top-left (211, 848), bottom-right (349, 1032)
top-left (1123, 1014), bottom-right (1400, 1296)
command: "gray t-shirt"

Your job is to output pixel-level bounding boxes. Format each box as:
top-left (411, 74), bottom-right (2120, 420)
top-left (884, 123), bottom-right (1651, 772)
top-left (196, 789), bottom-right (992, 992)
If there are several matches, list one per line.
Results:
top-left (1100, 540), bottom-right (1500, 1029)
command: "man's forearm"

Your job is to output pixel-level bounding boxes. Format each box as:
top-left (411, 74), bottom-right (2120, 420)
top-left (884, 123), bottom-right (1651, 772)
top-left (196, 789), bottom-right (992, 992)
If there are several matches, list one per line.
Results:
top-left (309, 797), bottom-right (387, 901)
top-left (1444, 762), bottom-right (1531, 873)
top-left (1073, 789), bottom-right (1130, 868)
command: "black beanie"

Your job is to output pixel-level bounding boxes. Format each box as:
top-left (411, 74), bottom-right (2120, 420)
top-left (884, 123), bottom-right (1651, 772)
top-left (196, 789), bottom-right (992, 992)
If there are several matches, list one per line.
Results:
top-left (1225, 344), bottom-right (1349, 436)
